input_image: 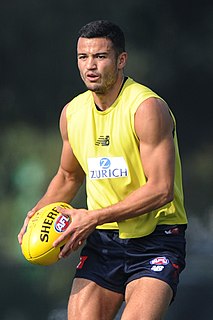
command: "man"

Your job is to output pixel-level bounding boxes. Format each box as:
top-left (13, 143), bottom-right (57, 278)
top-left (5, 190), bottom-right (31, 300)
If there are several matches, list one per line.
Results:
top-left (18, 20), bottom-right (187, 320)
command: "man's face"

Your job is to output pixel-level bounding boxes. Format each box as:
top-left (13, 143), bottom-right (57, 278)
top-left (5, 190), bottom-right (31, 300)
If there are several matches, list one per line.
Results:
top-left (77, 37), bottom-right (121, 94)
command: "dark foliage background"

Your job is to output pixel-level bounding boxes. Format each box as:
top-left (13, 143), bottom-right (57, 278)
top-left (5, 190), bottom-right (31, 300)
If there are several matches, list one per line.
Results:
top-left (0, 1), bottom-right (212, 319)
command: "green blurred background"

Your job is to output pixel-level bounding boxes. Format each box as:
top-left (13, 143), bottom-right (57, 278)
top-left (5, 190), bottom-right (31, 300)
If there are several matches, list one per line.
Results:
top-left (1, 0), bottom-right (213, 319)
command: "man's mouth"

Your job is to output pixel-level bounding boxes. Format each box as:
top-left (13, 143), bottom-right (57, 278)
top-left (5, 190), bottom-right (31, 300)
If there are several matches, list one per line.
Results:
top-left (86, 73), bottom-right (100, 82)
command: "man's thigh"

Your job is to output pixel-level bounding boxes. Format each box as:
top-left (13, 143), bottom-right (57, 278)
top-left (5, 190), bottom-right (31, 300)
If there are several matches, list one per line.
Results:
top-left (122, 277), bottom-right (173, 320)
top-left (68, 278), bottom-right (123, 320)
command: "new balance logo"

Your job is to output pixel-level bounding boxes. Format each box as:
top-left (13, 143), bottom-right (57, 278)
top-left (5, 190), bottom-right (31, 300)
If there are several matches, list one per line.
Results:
top-left (95, 135), bottom-right (110, 146)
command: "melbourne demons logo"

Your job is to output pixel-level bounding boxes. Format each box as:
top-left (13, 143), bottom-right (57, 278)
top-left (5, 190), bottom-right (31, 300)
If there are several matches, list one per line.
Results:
top-left (54, 215), bottom-right (70, 233)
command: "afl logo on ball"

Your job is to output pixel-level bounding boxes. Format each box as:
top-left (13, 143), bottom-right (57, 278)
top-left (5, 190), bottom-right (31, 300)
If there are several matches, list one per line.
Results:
top-left (54, 215), bottom-right (70, 233)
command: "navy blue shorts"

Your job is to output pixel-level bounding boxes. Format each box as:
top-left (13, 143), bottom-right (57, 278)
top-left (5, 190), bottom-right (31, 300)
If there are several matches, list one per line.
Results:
top-left (74, 224), bottom-right (187, 299)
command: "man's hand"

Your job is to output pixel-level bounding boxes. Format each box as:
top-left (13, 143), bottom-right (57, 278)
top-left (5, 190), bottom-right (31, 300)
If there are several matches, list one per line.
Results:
top-left (17, 208), bottom-right (37, 245)
top-left (53, 206), bottom-right (97, 258)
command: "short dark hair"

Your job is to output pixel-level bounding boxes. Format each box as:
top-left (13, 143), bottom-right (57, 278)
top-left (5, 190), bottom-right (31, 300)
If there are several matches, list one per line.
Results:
top-left (77, 20), bottom-right (125, 56)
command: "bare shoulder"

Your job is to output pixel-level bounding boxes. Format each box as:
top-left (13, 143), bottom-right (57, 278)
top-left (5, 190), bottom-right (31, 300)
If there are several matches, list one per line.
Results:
top-left (59, 103), bottom-right (70, 140)
top-left (135, 97), bottom-right (174, 143)
top-left (135, 97), bottom-right (171, 122)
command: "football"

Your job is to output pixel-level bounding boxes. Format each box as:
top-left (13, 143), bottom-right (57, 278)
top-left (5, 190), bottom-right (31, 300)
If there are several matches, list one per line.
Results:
top-left (21, 202), bottom-right (72, 266)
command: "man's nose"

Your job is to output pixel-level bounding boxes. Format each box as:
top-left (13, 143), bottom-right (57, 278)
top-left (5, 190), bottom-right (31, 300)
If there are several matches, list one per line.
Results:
top-left (86, 57), bottom-right (97, 69)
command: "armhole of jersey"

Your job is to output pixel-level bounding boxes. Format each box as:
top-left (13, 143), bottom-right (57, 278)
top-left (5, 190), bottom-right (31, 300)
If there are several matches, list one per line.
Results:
top-left (65, 102), bottom-right (72, 146)
top-left (131, 95), bottom-right (165, 142)
top-left (168, 108), bottom-right (176, 138)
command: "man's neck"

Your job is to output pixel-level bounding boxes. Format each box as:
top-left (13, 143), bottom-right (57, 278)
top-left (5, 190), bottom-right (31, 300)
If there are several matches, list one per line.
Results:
top-left (93, 75), bottom-right (125, 111)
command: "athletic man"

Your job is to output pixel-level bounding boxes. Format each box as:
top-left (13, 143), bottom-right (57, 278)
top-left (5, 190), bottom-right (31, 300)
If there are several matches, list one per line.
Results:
top-left (18, 20), bottom-right (187, 320)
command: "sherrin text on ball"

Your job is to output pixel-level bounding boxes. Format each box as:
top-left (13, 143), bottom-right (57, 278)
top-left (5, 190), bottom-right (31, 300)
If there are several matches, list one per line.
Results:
top-left (21, 202), bottom-right (71, 265)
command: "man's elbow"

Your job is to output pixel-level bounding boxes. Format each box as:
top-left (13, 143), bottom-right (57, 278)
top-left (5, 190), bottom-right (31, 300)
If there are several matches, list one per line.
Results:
top-left (161, 186), bottom-right (174, 205)
top-left (59, 167), bottom-right (85, 186)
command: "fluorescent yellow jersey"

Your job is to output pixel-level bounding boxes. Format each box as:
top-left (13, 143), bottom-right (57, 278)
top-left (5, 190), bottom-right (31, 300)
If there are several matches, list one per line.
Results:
top-left (66, 77), bottom-right (187, 238)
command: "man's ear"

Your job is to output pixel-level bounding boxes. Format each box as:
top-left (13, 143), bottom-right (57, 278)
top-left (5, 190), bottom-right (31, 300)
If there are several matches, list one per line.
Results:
top-left (117, 52), bottom-right (128, 69)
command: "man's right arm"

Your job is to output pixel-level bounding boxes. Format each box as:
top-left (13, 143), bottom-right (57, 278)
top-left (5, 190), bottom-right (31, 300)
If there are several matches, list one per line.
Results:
top-left (18, 104), bottom-right (85, 244)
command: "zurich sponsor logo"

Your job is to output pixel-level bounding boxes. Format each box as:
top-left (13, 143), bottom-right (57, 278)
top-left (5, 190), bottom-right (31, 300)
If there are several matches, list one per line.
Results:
top-left (54, 215), bottom-right (70, 233)
top-left (150, 257), bottom-right (169, 266)
top-left (88, 157), bottom-right (128, 180)
top-left (100, 157), bottom-right (111, 169)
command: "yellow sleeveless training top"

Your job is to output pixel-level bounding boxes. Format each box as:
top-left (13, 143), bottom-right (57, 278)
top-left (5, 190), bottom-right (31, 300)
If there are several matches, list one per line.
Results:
top-left (66, 77), bottom-right (187, 238)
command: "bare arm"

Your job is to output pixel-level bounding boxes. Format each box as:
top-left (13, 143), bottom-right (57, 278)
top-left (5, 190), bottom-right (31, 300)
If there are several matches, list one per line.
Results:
top-left (55, 97), bottom-right (175, 254)
top-left (18, 104), bottom-right (85, 244)
top-left (93, 97), bottom-right (175, 221)
top-left (36, 105), bottom-right (85, 206)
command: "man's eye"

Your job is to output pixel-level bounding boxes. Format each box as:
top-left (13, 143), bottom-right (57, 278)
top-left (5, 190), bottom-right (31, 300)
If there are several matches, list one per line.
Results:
top-left (97, 55), bottom-right (106, 59)
top-left (78, 56), bottom-right (87, 60)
